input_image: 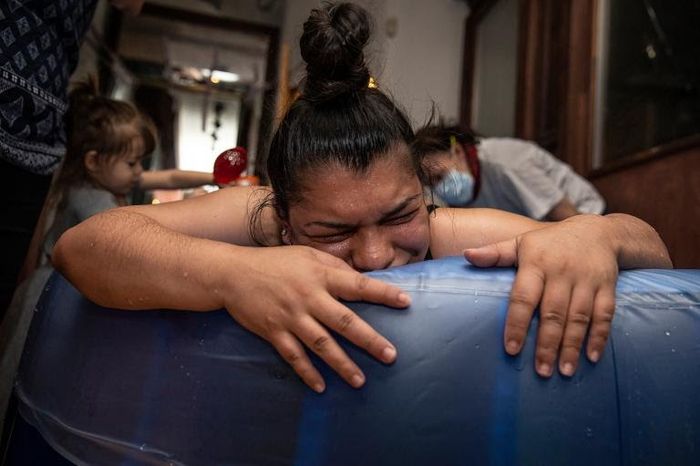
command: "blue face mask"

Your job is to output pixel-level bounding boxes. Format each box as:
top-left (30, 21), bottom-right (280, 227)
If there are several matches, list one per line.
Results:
top-left (434, 169), bottom-right (475, 206)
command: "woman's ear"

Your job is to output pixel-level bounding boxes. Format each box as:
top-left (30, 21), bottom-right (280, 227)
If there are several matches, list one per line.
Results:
top-left (280, 222), bottom-right (293, 245)
top-left (83, 150), bottom-right (100, 174)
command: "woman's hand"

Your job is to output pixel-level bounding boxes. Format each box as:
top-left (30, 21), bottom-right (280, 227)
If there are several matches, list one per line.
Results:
top-left (464, 215), bottom-right (629, 378)
top-left (54, 206), bottom-right (407, 394)
top-left (222, 245), bottom-right (410, 393)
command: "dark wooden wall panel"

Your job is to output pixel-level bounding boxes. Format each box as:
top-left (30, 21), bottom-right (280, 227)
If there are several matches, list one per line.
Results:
top-left (591, 148), bottom-right (700, 268)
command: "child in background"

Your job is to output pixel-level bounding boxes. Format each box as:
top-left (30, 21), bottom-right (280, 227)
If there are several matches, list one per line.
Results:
top-left (41, 79), bottom-right (214, 261)
top-left (1, 80), bottom-right (213, 428)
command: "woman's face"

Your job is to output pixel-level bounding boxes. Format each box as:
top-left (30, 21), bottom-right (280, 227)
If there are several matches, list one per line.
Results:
top-left (284, 148), bottom-right (430, 271)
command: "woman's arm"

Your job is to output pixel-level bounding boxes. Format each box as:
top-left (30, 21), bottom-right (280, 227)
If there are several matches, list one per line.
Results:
top-left (139, 169), bottom-right (214, 190)
top-left (430, 209), bottom-right (671, 378)
top-left (124, 186), bottom-right (278, 245)
top-left (52, 187), bottom-right (409, 393)
top-left (428, 207), bottom-right (544, 257)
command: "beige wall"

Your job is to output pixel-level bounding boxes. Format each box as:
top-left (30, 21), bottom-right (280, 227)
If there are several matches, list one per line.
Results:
top-left (281, 0), bottom-right (468, 125)
top-left (383, 0), bottom-right (468, 125)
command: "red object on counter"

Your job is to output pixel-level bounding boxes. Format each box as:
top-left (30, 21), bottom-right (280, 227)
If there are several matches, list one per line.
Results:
top-left (213, 147), bottom-right (248, 185)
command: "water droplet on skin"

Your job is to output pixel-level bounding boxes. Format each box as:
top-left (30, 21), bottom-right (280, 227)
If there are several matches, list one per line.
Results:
top-left (183, 271), bottom-right (189, 278)
top-left (90, 242), bottom-right (95, 248)
top-left (665, 331), bottom-right (671, 336)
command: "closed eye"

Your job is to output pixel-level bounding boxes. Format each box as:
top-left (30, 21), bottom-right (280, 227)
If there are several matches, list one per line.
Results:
top-left (307, 230), bottom-right (354, 243)
top-left (382, 207), bottom-right (420, 226)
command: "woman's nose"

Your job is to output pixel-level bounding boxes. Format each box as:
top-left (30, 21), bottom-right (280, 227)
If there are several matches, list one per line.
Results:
top-left (351, 230), bottom-right (395, 272)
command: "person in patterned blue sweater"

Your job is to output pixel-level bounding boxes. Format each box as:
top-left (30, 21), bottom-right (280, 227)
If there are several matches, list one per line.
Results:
top-left (0, 0), bottom-right (143, 321)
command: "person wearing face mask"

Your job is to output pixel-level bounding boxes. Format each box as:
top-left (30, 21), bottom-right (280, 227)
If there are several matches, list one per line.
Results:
top-left (413, 123), bottom-right (605, 220)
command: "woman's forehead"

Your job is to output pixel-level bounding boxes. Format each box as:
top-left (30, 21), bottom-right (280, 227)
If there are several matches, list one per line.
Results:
top-left (292, 155), bottom-right (422, 222)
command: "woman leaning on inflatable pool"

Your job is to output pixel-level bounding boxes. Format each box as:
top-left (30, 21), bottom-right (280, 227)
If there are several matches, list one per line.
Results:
top-left (53, 2), bottom-right (671, 394)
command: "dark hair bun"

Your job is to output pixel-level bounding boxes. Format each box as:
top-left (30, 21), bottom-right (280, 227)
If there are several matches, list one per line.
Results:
top-left (68, 77), bottom-right (99, 109)
top-left (300, 2), bottom-right (372, 102)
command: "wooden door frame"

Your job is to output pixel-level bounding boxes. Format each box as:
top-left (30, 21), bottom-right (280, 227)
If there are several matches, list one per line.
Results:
top-left (461, 0), bottom-right (598, 173)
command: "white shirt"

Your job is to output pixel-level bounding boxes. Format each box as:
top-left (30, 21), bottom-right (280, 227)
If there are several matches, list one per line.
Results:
top-left (466, 138), bottom-right (605, 219)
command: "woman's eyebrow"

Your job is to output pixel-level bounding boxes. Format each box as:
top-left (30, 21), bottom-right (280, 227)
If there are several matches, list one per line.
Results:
top-left (304, 220), bottom-right (355, 230)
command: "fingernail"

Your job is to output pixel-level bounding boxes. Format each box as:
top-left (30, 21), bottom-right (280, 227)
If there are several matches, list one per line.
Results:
top-left (398, 292), bottom-right (411, 306)
top-left (561, 362), bottom-right (574, 377)
top-left (382, 346), bottom-right (397, 363)
top-left (538, 362), bottom-right (552, 377)
top-left (506, 340), bottom-right (519, 354)
top-left (313, 383), bottom-right (325, 394)
top-left (351, 374), bottom-right (365, 388)
top-left (589, 350), bottom-right (600, 363)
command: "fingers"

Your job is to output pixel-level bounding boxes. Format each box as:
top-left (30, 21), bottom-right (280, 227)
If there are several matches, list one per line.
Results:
top-left (504, 265), bottom-right (545, 356)
top-left (556, 286), bottom-right (593, 377)
top-left (315, 296), bottom-right (397, 364)
top-left (586, 284), bottom-right (616, 363)
top-left (533, 279), bottom-right (572, 377)
top-left (293, 316), bottom-right (367, 389)
top-left (329, 269), bottom-right (411, 309)
top-left (508, 275), bottom-right (616, 378)
top-left (269, 332), bottom-right (326, 393)
top-left (464, 238), bottom-right (518, 268)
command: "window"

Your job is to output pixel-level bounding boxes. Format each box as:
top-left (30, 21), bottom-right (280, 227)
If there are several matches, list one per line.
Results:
top-left (594, 0), bottom-right (700, 167)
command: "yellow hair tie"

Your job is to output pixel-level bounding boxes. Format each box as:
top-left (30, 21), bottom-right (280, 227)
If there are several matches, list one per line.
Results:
top-left (449, 135), bottom-right (457, 148)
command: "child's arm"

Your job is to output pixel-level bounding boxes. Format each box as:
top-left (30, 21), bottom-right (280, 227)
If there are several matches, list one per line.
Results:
top-left (139, 169), bottom-right (214, 190)
top-left (430, 209), bottom-right (671, 378)
top-left (52, 186), bottom-right (409, 393)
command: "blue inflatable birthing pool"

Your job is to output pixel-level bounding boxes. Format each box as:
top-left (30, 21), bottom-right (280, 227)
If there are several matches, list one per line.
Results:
top-left (5, 257), bottom-right (700, 465)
